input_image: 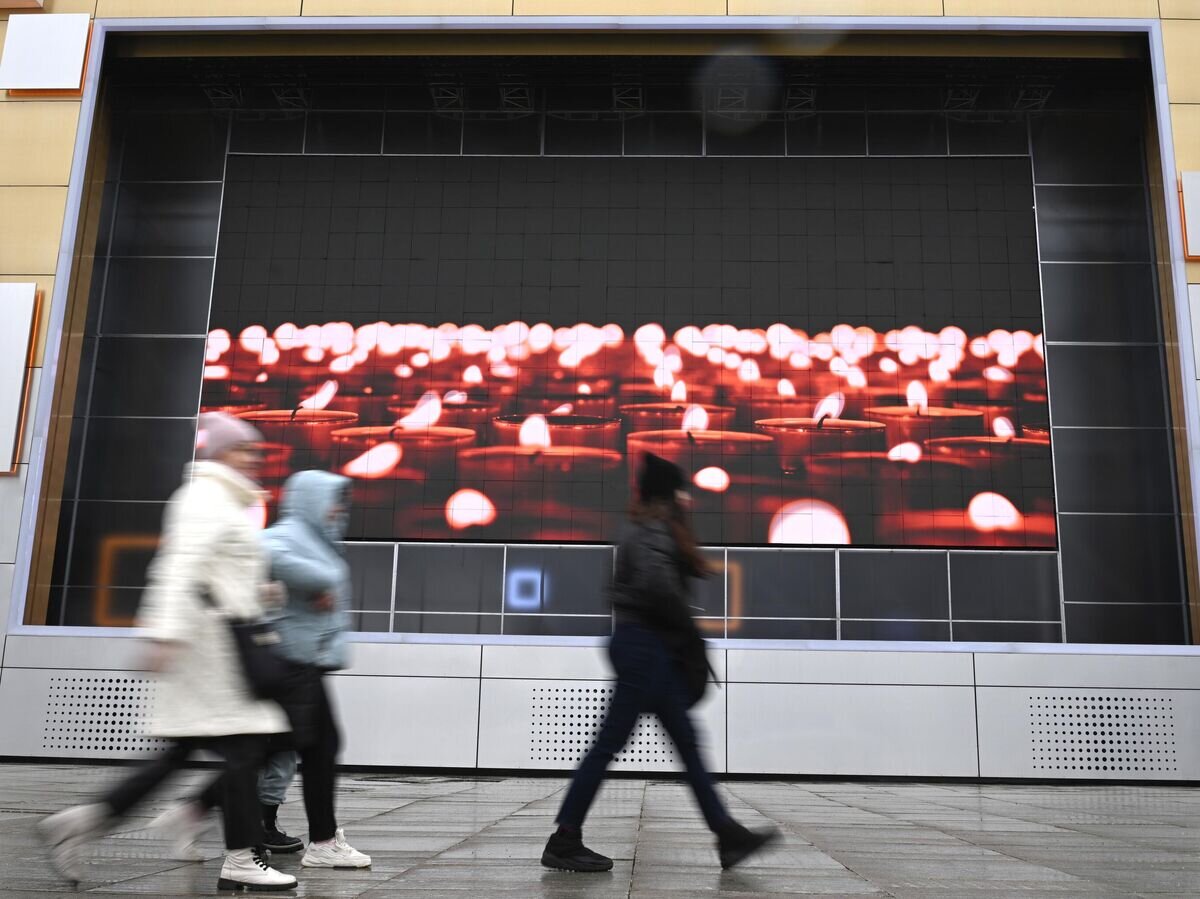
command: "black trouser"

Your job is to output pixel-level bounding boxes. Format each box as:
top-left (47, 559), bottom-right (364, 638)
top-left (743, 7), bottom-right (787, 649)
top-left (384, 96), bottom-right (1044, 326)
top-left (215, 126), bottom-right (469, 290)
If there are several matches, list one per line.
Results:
top-left (103, 733), bottom-right (269, 850)
top-left (199, 672), bottom-right (340, 843)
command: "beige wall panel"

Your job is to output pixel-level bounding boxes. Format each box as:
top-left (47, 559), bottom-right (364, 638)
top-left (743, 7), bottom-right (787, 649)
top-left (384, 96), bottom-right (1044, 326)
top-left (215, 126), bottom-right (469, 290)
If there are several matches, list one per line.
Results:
top-left (730, 0), bottom-right (941, 13)
top-left (0, 103), bottom-right (79, 186)
top-left (516, 0), bottom-right (721, 13)
top-left (302, 0), bottom-right (509, 13)
top-left (0, 276), bottom-right (53, 366)
top-left (1189, 261), bottom-right (1200, 282)
top-left (96, 0), bottom-right (299, 15)
top-left (1, 1), bottom-right (96, 19)
top-left (944, 0), bottom-right (1156, 14)
top-left (1161, 1), bottom-right (1200, 19)
top-left (1164, 20), bottom-right (1200, 105)
top-left (0, 187), bottom-right (66, 275)
top-left (1171, 104), bottom-right (1200, 172)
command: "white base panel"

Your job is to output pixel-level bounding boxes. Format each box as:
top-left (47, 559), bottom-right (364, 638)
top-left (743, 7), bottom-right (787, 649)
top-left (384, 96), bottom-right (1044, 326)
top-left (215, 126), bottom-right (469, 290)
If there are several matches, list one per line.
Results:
top-left (2, 635), bottom-right (1199, 780)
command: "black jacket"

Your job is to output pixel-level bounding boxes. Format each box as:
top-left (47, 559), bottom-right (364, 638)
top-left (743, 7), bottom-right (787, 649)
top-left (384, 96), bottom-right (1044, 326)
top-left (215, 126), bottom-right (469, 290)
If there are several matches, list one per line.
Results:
top-left (609, 519), bottom-right (711, 705)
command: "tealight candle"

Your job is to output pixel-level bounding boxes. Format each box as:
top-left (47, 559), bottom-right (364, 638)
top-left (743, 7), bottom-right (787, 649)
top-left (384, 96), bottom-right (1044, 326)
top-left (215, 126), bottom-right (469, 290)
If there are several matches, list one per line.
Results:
top-left (755, 418), bottom-right (887, 474)
top-left (619, 403), bottom-right (736, 433)
top-left (865, 382), bottom-right (983, 447)
top-left (492, 414), bottom-right (622, 451)
top-left (238, 409), bottom-right (360, 465)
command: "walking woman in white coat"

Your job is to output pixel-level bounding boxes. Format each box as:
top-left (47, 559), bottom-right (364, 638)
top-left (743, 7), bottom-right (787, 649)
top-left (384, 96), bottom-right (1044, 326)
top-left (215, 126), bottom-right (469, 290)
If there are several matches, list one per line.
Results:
top-left (39, 413), bottom-right (296, 892)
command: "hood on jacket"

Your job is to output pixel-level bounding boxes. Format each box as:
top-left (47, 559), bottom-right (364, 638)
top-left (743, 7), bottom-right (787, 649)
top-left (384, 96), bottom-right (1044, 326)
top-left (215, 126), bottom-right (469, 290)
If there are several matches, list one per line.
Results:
top-left (278, 470), bottom-right (350, 543)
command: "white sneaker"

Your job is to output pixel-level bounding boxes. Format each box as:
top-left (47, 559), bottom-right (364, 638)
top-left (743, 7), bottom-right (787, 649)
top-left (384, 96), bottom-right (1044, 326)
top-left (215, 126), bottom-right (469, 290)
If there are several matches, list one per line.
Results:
top-left (149, 801), bottom-right (208, 862)
top-left (300, 828), bottom-right (371, 869)
top-left (38, 803), bottom-right (107, 884)
top-left (217, 847), bottom-right (297, 892)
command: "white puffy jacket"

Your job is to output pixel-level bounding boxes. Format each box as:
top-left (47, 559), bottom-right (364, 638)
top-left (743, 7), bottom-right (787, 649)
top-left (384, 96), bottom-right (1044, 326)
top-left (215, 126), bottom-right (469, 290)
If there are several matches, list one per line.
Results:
top-left (137, 460), bottom-right (290, 738)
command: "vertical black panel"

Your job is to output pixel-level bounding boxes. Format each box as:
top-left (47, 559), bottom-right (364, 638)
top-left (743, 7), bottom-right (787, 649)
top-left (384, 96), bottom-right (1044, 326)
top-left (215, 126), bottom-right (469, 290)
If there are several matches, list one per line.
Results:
top-left (839, 551), bottom-right (949, 620)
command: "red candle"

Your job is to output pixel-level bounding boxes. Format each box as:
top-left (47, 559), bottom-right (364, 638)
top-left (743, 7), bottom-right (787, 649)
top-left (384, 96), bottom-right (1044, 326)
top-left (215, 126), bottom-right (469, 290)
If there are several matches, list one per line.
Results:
top-left (238, 409), bottom-right (360, 463)
top-left (331, 424), bottom-right (476, 479)
top-left (925, 436), bottom-right (1055, 511)
top-left (492, 414), bottom-right (622, 451)
top-left (877, 507), bottom-right (1056, 548)
top-left (388, 398), bottom-right (501, 433)
top-left (626, 429), bottom-right (775, 486)
top-left (755, 418), bottom-right (887, 474)
top-left (620, 403), bottom-right (736, 433)
top-left (865, 382), bottom-right (983, 447)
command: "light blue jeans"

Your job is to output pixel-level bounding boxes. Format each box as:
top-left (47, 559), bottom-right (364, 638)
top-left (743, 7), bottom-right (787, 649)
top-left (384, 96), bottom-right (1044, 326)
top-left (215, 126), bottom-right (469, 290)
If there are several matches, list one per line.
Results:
top-left (257, 749), bottom-right (298, 807)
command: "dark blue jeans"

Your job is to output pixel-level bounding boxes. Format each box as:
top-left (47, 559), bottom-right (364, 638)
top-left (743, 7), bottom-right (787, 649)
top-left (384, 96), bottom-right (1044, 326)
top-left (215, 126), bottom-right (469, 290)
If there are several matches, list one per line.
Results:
top-left (555, 622), bottom-right (730, 832)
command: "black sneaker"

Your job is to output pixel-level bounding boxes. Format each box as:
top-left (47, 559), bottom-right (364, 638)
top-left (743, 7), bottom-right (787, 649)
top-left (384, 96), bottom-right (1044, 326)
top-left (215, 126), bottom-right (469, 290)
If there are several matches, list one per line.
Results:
top-left (716, 820), bottom-right (780, 870)
top-left (260, 826), bottom-right (303, 854)
top-left (540, 830), bottom-right (613, 872)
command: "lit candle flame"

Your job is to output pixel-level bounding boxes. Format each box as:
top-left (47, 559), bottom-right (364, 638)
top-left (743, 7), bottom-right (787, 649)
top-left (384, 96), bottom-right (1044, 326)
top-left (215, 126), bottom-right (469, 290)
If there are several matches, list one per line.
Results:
top-left (887, 442), bottom-right (922, 463)
top-left (738, 358), bottom-right (761, 383)
top-left (777, 379), bottom-right (796, 398)
top-left (768, 499), bottom-right (851, 546)
top-left (671, 381), bottom-right (688, 402)
top-left (342, 442), bottom-right (403, 479)
top-left (906, 381), bottom-right (929, 414)
top-left (463, 365), bottom-right (483, 385)
top-left (299, 379), bottom-right (338, 410)
top-left (519, 414), bottom-right (552, 449)
top-left (552, 403), bottom-right (573, 414)
top-left (411, 352), bottom-right (430, 368)
top-left (984, 365), bottom-right (1015, 383)
top-left (967, 492), bottom-right (1023, 532)
top-left (445, 489), bottom-right (497, 530)
top-left (255, 372), bottom-right (269, 383)
top-left (202, 365), bottom-right (231, 380)
top-left (396, 391), bottom-right (442, 428)
top-left (578, 383), bottom-right (593, 395)
top-left (394, 364), bottom-right (413, 378)
top-left (812, 392), bottom-right (845, 422)
top-left (681, 405), bottom-right (709, 433)
top-left (693, 466), bottom-right (730, 493)
top-left (443, 390), bottom-right (469, 405)
top-left (993, 417), bottom-right (1016, 438)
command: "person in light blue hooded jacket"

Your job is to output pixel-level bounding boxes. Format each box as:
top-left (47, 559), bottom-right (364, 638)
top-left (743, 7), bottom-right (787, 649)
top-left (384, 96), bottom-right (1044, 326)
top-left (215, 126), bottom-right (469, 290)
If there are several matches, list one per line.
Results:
top-left (253, 470), bottom-right (371, 870)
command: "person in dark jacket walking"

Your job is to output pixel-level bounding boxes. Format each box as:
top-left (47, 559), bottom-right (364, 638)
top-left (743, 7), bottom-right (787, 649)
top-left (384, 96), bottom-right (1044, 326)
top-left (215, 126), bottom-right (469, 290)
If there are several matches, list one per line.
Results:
top-left (541, 453), bottom-right (779, 873)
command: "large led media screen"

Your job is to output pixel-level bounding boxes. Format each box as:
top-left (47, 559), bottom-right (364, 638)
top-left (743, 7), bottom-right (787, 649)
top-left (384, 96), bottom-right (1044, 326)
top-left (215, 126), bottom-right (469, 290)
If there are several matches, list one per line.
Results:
top-left (203, 155), bottom-right (1053, 547)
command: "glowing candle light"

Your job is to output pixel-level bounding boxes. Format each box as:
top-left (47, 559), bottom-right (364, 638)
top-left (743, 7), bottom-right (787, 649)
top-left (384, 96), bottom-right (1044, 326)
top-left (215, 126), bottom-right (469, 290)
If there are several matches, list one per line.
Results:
top-left (203, 365), bottom-right (231, 380)
top-left (887, 442), bottom-right (922, 463)
top-left (443, 390), bottom-right (469, 405)
top-left (671, 381), bottom-right (688, 402)
top-left (395, 391), bottom-right (442, 429)
top-left (768, 499), bottom-right (851, 546)
top-left (813, 392), bottom-right (846, 422)
top-left (907, 381), bottom-right (928, 413)
top-left (463, 365), bottom-right (483, 385)
top-left (578, 383), bottom-right (593, 395)
top-left (519, 414), bottom-right (552, 449)
top-left (967, 492), bottom-right (1022, 532)
top-left (552, 403), bottom-right (574, 414)
top-left (342, 442), bottom-right (404, 479)
top-left (255, 372), bottom-right (269, 383)
top-left (993, 417), bottom-right (1016, 438)
top-left (445, 489), bottom-right (497, 530)
top-left (411, 352), bottom-right (431, 368)
top-left (395, 364), bottom-right (413, 378)
top-left (693, 466), bottom-right (731, 493)
top-left (299, 379), bottom-right (339, 411)
top-left (777, 379), bottom-right (796, 398)
top-left (681, 405), bottom-right (710, 433)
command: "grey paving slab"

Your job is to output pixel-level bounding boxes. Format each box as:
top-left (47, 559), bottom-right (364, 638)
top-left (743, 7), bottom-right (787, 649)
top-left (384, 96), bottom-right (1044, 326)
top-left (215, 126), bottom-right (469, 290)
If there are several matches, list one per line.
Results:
top-left (1, 763), bottom-right (1198, 896)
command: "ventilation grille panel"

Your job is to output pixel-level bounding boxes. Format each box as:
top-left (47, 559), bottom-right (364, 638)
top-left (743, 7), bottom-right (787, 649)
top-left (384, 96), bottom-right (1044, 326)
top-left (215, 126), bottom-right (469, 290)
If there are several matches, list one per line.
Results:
top-left (42, 676), bottom-right (166, 755)
top-left (529, 685), bottom-right (679, 766)
top-left (1030, 692), bottom-right (1177, 774)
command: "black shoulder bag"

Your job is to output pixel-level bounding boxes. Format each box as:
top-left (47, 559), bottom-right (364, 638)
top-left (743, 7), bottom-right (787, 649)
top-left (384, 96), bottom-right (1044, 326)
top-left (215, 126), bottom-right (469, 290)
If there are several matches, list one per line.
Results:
top-left (198, 589), bottom-right (293, 701)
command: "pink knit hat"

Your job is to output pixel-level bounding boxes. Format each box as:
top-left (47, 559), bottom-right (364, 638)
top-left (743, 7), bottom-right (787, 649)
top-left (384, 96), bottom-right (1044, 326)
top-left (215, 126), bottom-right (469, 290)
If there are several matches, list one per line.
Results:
top-left (195, 412), bottom-right (263, 460)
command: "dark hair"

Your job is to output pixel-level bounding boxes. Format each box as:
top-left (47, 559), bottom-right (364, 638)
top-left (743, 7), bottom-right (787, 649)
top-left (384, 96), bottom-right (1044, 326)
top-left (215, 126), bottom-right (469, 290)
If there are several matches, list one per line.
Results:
top-left (629, 496), bottom-right (710, 579)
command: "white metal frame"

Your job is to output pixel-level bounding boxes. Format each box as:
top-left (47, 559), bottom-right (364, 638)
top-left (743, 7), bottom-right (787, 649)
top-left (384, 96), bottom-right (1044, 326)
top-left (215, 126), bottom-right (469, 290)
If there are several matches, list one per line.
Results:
top-left (4, 15), bottom-right (1199, 662)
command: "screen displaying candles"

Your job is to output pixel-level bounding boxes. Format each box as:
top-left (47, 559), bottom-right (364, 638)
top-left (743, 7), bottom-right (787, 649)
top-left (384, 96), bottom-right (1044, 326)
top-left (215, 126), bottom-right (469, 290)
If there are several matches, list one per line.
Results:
top-left (203, 155), bottom-right (1055, 548)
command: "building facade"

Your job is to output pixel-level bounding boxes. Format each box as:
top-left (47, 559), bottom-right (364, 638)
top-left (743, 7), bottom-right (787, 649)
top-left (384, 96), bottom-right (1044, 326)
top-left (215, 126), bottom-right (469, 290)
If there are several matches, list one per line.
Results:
top-left (1, 3), bottom-right (1199, 778)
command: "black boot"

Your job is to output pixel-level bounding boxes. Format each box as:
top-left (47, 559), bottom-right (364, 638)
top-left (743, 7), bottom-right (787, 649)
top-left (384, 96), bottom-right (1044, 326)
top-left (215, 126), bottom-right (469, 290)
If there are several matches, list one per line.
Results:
top-left (260, 802), bottom-right (303, 854)
top-left (715, 819), bottom-right (780, 870)
top-left (540, 826), bottom-right (613, 872)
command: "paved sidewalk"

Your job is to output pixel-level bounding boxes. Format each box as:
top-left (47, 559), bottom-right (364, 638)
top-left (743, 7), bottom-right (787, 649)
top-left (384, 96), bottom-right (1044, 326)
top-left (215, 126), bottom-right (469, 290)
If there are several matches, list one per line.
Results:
top-left (1, 763), bottom-right (1198, 897)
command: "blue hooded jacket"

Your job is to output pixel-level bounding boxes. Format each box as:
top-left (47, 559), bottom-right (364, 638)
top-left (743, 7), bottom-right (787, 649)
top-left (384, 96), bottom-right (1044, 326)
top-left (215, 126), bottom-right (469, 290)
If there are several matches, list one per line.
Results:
top-left (263, 470), bottom-right (351, 671)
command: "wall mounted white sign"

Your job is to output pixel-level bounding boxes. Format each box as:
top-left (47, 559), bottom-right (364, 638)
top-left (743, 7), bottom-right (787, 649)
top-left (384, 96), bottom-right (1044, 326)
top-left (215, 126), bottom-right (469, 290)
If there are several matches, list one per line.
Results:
top-left (0, 283), bottom-right (38, 474)
top-left (0, 13), bottom-right (89, 92)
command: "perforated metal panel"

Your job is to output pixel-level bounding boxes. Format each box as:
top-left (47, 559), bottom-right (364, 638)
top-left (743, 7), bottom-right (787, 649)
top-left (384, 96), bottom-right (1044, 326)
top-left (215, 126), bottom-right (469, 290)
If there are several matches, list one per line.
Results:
top-left (529, 685), bottom-right (679, 766)
top-left (1030, 693), bottom-right (1178, 775)
top-left (41, 675), bottom-right (166, 756)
